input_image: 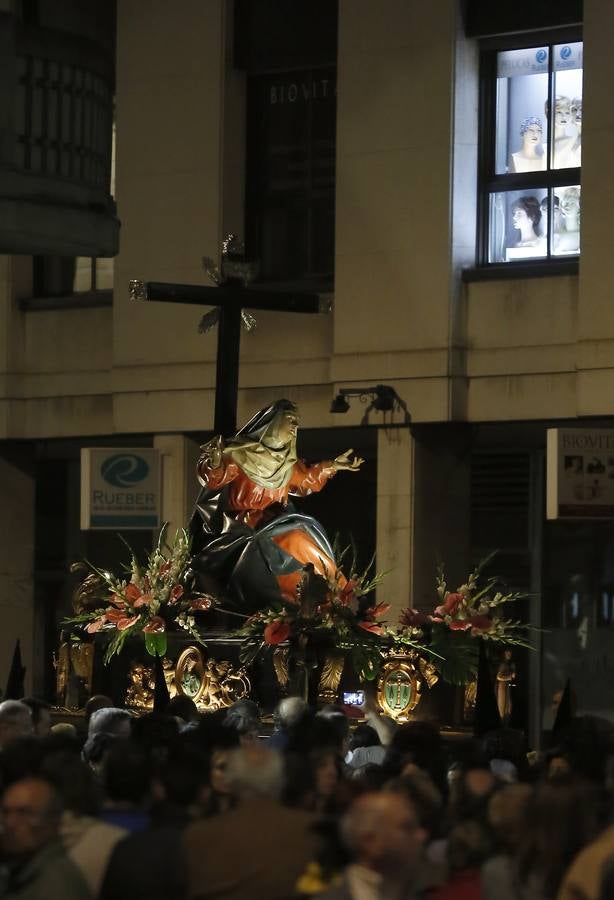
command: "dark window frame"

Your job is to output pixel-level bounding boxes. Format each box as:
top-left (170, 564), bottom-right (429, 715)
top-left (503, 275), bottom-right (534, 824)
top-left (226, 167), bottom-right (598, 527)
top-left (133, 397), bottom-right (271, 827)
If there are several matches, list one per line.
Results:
top-left (477, 26), bottom-right (582, 269)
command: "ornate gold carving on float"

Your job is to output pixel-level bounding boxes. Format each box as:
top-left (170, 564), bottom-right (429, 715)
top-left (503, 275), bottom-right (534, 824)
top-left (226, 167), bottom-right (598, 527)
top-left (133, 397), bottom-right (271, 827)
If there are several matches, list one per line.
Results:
top-left (55, 641), bottom-right (95, 709)
top-left (272, 646), bottom-right (290, 691)
top-left (317, 652), bottom-right (345, 705)
top-left (125, 646), bottom-right (252, 712)
top-left (376, 652), bottom-right (425, 723)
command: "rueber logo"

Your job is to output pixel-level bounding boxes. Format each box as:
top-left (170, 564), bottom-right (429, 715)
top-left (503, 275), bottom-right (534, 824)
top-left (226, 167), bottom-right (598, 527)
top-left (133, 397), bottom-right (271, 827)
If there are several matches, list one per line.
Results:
top-left (560, 46), bottom-right (572, 60)
top-left (535, 49), bottom-right (547, 64)
top-left (101, 454), bottom-right (150, 488)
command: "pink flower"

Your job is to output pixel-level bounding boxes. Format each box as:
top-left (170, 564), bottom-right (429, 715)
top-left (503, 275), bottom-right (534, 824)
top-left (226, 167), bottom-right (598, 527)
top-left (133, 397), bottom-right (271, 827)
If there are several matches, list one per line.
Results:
top-left (263, 621), bottom-right (291, 645)
top-left (143, 616), bottom-right (166, 634)
top-left (448, 620), bottom-right (472, 631)
top-left (468, 614), bottom-right (493, 635)
top-left (442, 592), bottom-right (465, 616)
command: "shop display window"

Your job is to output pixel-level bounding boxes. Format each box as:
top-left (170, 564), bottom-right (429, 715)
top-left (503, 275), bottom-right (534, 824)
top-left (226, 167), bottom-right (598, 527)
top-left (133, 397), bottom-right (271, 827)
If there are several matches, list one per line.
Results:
top-left (480, 36), bottom-right (582, 266)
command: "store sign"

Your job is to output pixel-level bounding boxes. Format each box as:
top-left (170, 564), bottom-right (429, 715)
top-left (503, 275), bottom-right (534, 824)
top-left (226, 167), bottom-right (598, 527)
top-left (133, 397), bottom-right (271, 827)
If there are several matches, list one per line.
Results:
top-left (497, 47), bottom-right (549, 77)
top-left (547, 429), bottom-right (614, 520)
top-left (80, 448), bottom-right (161, 530)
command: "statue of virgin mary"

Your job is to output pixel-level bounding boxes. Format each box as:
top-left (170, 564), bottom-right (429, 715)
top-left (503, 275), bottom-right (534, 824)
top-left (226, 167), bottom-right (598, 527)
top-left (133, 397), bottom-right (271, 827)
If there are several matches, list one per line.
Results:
top-left (189, 399), bottom-right (362, 611)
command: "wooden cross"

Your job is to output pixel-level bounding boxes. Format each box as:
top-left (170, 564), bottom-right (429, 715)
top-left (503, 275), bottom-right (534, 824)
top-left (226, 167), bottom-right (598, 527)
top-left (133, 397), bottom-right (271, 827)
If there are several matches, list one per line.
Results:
top-left (129, 254), bottom-right (327, 436)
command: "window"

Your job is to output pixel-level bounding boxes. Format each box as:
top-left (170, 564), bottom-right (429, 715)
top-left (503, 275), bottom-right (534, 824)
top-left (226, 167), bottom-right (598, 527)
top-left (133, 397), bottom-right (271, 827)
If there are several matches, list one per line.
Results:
top-left (245, 67), bottom-right (336, 288)
top-left (33, 256), bottom-right (113, 297)
top-left (479, 36), bottom-right (582, 265)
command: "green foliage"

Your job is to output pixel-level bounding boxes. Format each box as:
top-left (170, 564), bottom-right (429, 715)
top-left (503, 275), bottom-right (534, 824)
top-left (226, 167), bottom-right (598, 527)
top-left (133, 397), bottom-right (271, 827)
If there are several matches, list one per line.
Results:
top-left (429, 625), bottom-right (479, 686)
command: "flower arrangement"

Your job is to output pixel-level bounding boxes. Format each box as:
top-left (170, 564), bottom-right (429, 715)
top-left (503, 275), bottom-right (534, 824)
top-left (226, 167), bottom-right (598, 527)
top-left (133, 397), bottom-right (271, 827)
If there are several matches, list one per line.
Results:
top-left (394, 554), bottom-right (532, 685)
top-left (64, 527), bottom-right (213, 662)
top-left (236, 560), bottom-right (426, 681)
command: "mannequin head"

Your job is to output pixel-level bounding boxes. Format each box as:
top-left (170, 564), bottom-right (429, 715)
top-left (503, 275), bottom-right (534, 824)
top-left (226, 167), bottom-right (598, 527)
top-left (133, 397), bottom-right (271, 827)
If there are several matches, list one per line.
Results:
top-left (540, 195), bottom-right (562, 233)
top-left (571, 97), bottom-right (582, 130)
top-left (518, 117), bottom-right (543, 157)
top-left (560, 187), bottom-right (581, 230)
top-left (554, 95), bottom-right (571, 134)
top-left (512, 196), bottom-right (542, 239)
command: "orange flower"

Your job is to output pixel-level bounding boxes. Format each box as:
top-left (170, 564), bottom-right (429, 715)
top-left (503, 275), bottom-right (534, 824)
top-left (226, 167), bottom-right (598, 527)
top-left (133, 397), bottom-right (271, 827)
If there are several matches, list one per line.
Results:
top-left (125, 583), bottom-right (142, 604)
top-left (105, 608), bottom-right (139, 630)
top-left (358, 621), bottom-right (384, 635)
top-left (468, 614), bottom-right (493, 635)
top-left (263, 620), bottom-right (291, 645)
top-left (109, 593), bottom-right (125, 608)
top-left (189, 596), bottom-right (213, 611)
top-left (143, 616), bottom-right (166, 634)
top-left (133, 593), bottom-right (153, 608)
top-left (170, 585), bottom-right (184, 603)
top-left (362, 602), bottom-right (391, 621)
top-left (337, 579), bottom-right (359, 606)
top-left (86, 615), bottom-right (106, 634)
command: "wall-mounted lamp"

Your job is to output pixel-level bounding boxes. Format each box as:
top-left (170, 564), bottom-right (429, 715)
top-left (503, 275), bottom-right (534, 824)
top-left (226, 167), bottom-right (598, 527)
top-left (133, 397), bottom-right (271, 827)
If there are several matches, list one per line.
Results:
top-left (330, 384), bottom-right (411, 425)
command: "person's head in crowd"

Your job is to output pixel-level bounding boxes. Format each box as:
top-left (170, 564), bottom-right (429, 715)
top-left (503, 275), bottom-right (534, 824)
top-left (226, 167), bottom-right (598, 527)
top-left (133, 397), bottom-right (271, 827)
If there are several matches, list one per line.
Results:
top-left (449, 766), bottom-right (497, 825)
top-left (385, 770), bottom-right (444, 842)
top-left (1, 778), bottom-right (63, 857)
top-left (82, 731), bottom-right (119, 776)
top-left (482, 727), bottom-right (528, 781)
top-left (315, 706), bottom-right (351, 756)
top-left (84, 694), bottom-right (114, 725)
top-left (516, 778), bottom-right (601, 898)
top-left (194, 714), bottom-right (240, 815)
top-left (274, 696), bottom-right (310, 733)
top-left (446, 818), bottom-right (492, 872)
top-left (165, 694), bottom-right (199, 725)
top-left (340, 792), bottom-right (427, 883)
top-left (0, 700), bottom-right (33, 748)
top-left (224, 746), bottom-right (284, 801)
top-left (41, 751), bottom-right (102, 818)
top-left (152, 744), bottom-right (211, 820)
top-left (383, 721), bottom-right (447, 794)
top-left (103, 739), bottom-right (153, 810)
top-left (487, 783), bottom-right (532, 853)
top-left (131, 712), bottom-right (179, 763)
top-left (49, 722), bottom-right (78, 740)
top-left (0, 736), bottom-right (45, 786)
top-left (88, 706), bottom-right (132, 739)
top-left (347, 723), bottom-right (381, 754)
top-left (224, 699), bottom-right (261, 747)
top-left (21, 698), bottom-right (52, 739)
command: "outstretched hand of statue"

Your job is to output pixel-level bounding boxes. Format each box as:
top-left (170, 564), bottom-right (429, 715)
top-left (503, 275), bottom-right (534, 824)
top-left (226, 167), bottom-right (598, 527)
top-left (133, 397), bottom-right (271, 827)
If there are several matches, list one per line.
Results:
top-left (333, 449), bottom-right (364, 472)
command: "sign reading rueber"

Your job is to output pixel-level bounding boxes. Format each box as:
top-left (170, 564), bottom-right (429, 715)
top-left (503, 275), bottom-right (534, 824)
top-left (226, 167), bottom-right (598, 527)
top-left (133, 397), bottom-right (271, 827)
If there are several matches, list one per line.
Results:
top-left (80, 448), bottom-right (161, 530)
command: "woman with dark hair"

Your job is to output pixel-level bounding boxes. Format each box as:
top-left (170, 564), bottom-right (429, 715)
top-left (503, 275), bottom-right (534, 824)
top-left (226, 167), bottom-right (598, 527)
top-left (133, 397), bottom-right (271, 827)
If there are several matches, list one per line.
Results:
top-left (191, 399), bottom-right (363, 610)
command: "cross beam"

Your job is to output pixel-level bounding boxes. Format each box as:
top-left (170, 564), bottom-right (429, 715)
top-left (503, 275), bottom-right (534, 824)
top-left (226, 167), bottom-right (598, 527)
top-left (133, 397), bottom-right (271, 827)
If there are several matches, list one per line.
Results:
top-left (129, 278), bottom-right (327, 435)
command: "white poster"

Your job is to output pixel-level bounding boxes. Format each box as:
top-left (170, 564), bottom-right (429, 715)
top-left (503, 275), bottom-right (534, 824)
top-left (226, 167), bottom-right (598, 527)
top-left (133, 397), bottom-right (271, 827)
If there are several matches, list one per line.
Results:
top-left (547, 428), bottom-right (614, 520)
top-left (81, 448), bottom-right (161, 530)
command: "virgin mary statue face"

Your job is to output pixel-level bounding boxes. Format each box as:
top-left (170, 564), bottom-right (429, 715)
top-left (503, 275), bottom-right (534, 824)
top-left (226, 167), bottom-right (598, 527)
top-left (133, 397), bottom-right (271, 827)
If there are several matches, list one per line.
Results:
top-left (263, 408), bottom-right (299, 448)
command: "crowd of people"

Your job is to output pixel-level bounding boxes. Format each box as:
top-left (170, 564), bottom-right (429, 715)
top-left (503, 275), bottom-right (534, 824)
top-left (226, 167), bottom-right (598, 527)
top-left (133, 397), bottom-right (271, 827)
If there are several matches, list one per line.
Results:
top-left (0, 692), bottom-right (611, 899)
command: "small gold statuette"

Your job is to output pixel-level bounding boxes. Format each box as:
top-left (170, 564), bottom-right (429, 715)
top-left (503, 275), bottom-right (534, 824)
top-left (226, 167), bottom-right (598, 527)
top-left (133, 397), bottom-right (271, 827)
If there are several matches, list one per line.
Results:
top-left (129, 279), bottom-right (148, 302)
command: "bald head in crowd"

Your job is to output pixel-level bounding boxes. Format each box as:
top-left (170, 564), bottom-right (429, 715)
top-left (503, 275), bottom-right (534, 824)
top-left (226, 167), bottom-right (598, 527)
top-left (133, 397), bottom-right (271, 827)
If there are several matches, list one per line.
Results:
top-left (0, 700), bottom-right (33, 749)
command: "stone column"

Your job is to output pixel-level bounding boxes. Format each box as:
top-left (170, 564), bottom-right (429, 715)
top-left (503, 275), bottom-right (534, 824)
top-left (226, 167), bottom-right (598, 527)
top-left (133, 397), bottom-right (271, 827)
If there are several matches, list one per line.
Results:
top-left (0, 456), bottom-right (35, 694)
top-left (153, 435), bottom-right (201, 538)
top-left (376, 428), bottom-right (413, 619)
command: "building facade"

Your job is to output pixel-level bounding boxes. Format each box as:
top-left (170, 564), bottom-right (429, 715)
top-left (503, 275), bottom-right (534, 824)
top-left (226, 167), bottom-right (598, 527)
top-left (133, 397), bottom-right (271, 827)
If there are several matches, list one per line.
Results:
top-left (1, 0), bottom-right (611, 741)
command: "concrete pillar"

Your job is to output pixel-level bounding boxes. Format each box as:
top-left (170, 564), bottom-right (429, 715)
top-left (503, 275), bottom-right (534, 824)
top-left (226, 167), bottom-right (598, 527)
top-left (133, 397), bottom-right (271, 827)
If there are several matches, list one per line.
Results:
top-left (0, 456), bottom-right (35, 694)
top-left (153, 435), bottom-right (201, 539)
top-left (376, 428), bottom-right (413, 619)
